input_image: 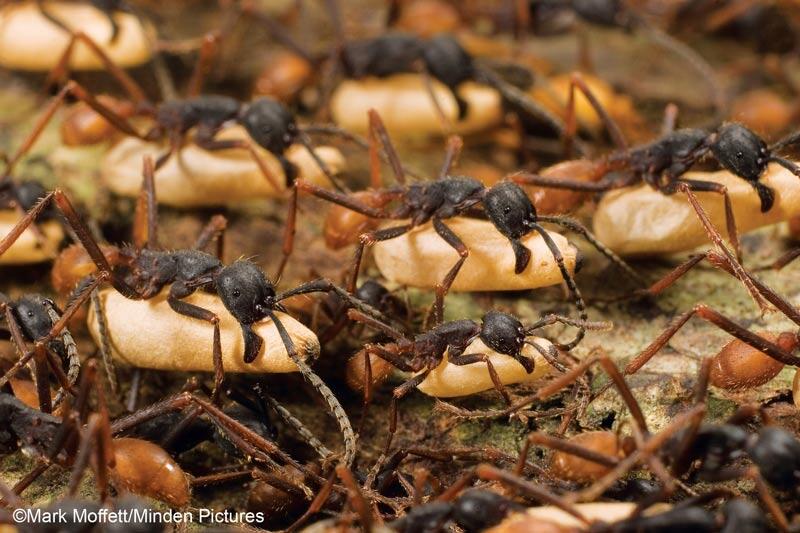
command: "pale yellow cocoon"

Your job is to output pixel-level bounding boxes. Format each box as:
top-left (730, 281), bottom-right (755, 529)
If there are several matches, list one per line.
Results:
top-left (330, 74), bottom-right (502, 137)
top-left (101, 126), bottom-right (345, 207)
top-left (372, 218), bottom-right (577, 291)
top-left (0, 2), bottom-right (151, 70)
top-left (487, 503), bottom-right (665, 532)
top-left (87, 288), bottom-right (319, 373)
top-left (0, 211), bottom-right (63, 265)
top-left (416, 336), bottom-right (554, 397)
top-left (593, 164), bottom-right (800, 256)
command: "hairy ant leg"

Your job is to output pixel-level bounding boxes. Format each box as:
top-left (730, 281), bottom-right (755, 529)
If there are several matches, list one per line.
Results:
top-left (562, 71), bottom-right (628, 158)
top-left (132, 156), bottom-right (159, 250)
top-left (624, 304), bottom-right (800, 379)
top-left (336, 465), bottom-right (375, 531)
top-left (661, 178), bottom-right (742, 263)
top-left (678, 184), bottom-right (765, 309)
top-left (430, 218), bottom-right (468, 326)
top-left (350, 224), bottom-right (413, 292)
top-left (761, 247), bottom-right (800, 271)
top-left (254, 385), bottom-right (332, 460)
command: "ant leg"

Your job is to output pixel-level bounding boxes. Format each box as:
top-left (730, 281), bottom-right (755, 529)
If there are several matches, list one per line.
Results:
top-left (295, 133), bottom-right (349, 192)
top-left (676, 183), bottom-right (766, 310)
top-left (515, 432), bottom-right (619, 476)
top-left (336, 465), bottom-right (374, 531)
top-left (431, 218), bottom-right (468, 326)
top-left (35, 0), bottom-right (71, 35)
top-left (32, 345), bottom-right (52, 413)
top-left (385, 370), bottom-right (431, 453)
top-left (473, 64), bottom-right (567, 141)
top-left (768, 155), bottom-right (800, 180)
top-left (91, 289), bottom-right (118, 395)
top-left (530, 224), bottom-right (587, 350)
top-left (625, 304), bottom-right (800, 379)
top-left (275, 185), bottom-right (298, 282)
top-left (45, 32), bottom-right (148, 103)
top-left (448, 353), bottom-right (511, 405)
top-left (193, 215), bottom-right (228, 259)
top-left (760, 247), bottom-right (800, 271)
top-left (562, 72), bottom-right (627, 158)
top-left (133, 156), bottom-right (159, 251)
top-left (509, 171), bottom-right (622, 192)
top-left (538, 214), bottom-right (645, 286)
top-left (368, 110), bottom-right (406, 185)
top-left (186, 31), bottom-right (222, 97)
top-left (256, 387), bottom-right (332, 459)
top-left (415, 61), bottom-right (453, 132)
top-left (286, 471), bottom-right (337, 532)
top-left (676, 178), bottom-right (742, 262)
top-left (268, 310), bottom-right (356, 466)
top-left (438, 135), bottom-right (463, 180)
top-left (276, 278), bottom-right (397, 326)
top-left (475, 465), bottom-right (589, 524)
top-left (347, 309), bottom-right (409, 342)
top-left (349, 225), bottom-right (413, 292)
top-left (661, 103), bottom-right (679, 135)
top-left (166, 282), bottom-right (224, 400)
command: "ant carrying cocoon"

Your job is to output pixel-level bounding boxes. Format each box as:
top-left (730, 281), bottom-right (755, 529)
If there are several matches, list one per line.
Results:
top-left (0, 2), bottom-right (152, 71)
top-left (102, 126), bottom-right (346, 207)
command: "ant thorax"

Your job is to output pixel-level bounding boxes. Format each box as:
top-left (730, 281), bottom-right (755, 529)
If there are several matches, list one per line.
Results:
top-left (341, 34), bottom-right (424, 78)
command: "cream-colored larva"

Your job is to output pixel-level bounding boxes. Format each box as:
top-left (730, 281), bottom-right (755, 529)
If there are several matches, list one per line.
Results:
top-left (593, 163), bottom-right (800, 256)
top-left (0, 2), bottom-right (151, 70)
top-left (486, 502), bottom-right (671, 532)
top-left (372, 217), bottom-right (578, 291)
top-left (100, 126), bottom-right (345, 207)
top-left (330, 74), bottom-right (502, 137)
top-left (86, 288), bottom-right (319, 373)
top-left (0, 211), bottom-right (63, 265)
top-left (415, 336), bottom-right (554, 397)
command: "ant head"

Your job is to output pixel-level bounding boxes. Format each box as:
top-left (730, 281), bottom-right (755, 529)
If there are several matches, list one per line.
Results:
top-left (711, 123), bottom-right (769, 184)
top-left (452, 490), bottom-right (515, 532)
top-left (573, 0), bottom-right (633, 28)
top-left (239, 98), bottom-right (298, 155)
top-left (422, 34), bottom-right (473, 89)
top-left (483, 182), bottom-right (537, 240)
top-left (216, 261), bottom-right (277, 325)
top-left (11, 295), bottom-right (57, 342)
top-left (355, 280), bottom-right (390, 307)
top-left (480, 310), bottom-right (525, 357)
top-left (749, 426), bottom-right (800, 492)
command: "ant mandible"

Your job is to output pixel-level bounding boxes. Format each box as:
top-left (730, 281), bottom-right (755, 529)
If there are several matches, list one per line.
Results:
top-left (290, 111), bottom-right (640, 330)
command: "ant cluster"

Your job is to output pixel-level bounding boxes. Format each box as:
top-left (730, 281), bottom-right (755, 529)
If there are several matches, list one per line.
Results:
top-left (2, 0), bottom-right (800, 531)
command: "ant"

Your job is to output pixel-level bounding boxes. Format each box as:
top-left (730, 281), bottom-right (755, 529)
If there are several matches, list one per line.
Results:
top-left (0, 157), bottom-right (389, 465)
top-left (346, 306), bottom-right (608, 452)
top-left (291, 111), bottom-right (640, 328)
top-left (30, 0), bottom-right (135, 44)
top-left (3, 31), bottom-right (370, 195)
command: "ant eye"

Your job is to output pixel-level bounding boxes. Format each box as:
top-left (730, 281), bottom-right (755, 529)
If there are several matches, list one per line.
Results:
top-left (27, 311), bottom-right (34, 318)
top-left (503, 206), bottom-right (511, 214)
top-left (736, 151), bottom-right (743, 158)
top-left (232, 290), bottom-right (241, 298)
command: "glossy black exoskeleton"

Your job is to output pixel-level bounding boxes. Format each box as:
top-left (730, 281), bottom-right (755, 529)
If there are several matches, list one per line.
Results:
top-left (390, 489), bottom-right (522, 533)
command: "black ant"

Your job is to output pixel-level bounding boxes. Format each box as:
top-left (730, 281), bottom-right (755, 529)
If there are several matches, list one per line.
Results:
top-left (346, 305), bottom-right (609, 452)
top-left (2, 31), bottom-right (374, 194)
top-left (0, 157), bottom-right (389, 465)
top-left (26, 0), bottom-right (136, 45)
top-left (291, 111), bottom-right (640, 329)
top-left (514, 121), bottom-right (800, 270)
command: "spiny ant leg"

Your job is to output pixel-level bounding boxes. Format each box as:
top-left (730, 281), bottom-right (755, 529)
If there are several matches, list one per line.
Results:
top-left (32, 345), bottom-right (52, 413)
top-left (91, 289), bottom-right (118, 395)
top-left (431, 218), bottom-right (468, 326)
top-left (347, 309), bottom-right (409, 342)
top-left (295, 179), bottom-right (394, 218)
top-left (255, 386), bottom-right (332, 459)
top-left (269, 310), bottom-right (356, 467)
top-left (562, 71), bottom-right (627, 158)
top-left (448, 353), bottom-right (511, 405)
top-left (515, 432), bottom-right (619, 477)
top-left (336, 465), bottom-right (374, 532)
top-left (531, 224), bottom-right (587, 350)
top-left (538, 214), bottom-right (645, 286)
top-left (760, 247), bottom-right (800, 271)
